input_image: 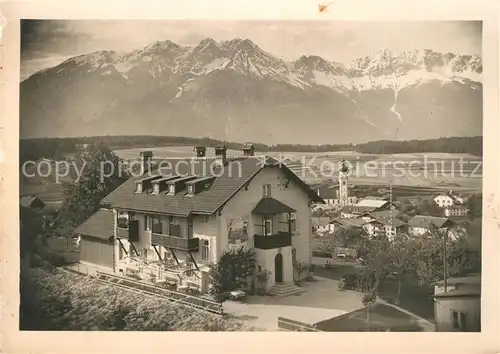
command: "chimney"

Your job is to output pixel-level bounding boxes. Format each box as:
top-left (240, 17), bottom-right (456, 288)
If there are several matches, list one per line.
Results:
top-left (139, 151), bottom-right (153, 175)
top-left (194, 145), bottom-right (206, 158)
top-left (214, 144), bottom-right (227, 165)
top-left (243, 144), bottom-right (255, 156)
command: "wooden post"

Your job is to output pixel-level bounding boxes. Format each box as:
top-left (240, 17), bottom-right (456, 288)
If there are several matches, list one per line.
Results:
top-left (443, 228), bottom-right (448, 292)
top-left (366, 305), bottom-right (370, 331)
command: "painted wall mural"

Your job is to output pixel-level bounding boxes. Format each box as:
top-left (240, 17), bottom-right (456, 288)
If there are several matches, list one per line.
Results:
top-left (228, 216), bottom-right (249, 245)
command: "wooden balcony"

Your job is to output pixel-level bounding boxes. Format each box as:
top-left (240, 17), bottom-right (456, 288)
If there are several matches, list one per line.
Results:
top-left (254, 231), bottom-right (291, 250)
top-left (116, 220), bottom-right (139, 241)
top-left (151, 233), bottom-right (199, 251)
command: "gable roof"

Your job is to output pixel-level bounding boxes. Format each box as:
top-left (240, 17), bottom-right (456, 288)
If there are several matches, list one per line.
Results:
top-left (252, 197), bottom-right (296, 215)
top-left (20, 195), bottom-right (45, 208)
top-left (316, 184), bottom-right (338, 199)
top-left (433, 288), bottom-right (481, 298)
top-left (314, 303), bottom-right (424, 332)
top-left (368, 217), bottom-right (406, 228)
top-left (331, 217), bottom-right (367, 228)
top-left (312, 217), bottom-right (331, 227)
top-left (362, 210), bottom-right (404, 220)
top-left (74, 209), bottom-right (114, 240)
top-left (408, 215), bottom-right (453, 229)
top-left (355, 199), bottom-right (389, 208)
top-left (101, 157), bottom-right (323, 216)
top-left (434, 274), bottom-right (481, 286)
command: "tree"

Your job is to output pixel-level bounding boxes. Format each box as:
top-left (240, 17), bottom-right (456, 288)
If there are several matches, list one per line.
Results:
top-left (412, 225), bottom-right (481, 286)
top-left (387, 233), bottom-right (415, 303)
top-left (416, 199), bottom-right (443, 217)
top-left (20, 206), bottom-right (44, 259)
top-left (314, 232), bottom-right (336, 256)
top-left (357, 234), bottom-right (391, 297)
top-left (466, 193), bottom-right (482, 219)
top-left (335, 227), bottom-right (364, 248)
top-left (208, 248), bottom-right (256, 297)
top-left (58, 142), bottom-right (127, 228)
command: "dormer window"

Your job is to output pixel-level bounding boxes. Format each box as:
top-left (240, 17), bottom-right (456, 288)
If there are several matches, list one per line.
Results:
top-left (168, 184), bottom-right (176, 195)
top-left (187, 185), bottom-right (194, 195)
top-left (153, 183), bottom-right (160, 194)
top-left (135, 182), bottom-right (143, 193)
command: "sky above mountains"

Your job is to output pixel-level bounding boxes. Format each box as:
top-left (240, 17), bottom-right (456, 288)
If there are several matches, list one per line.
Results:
top-left (21, 20), bottom-right (481, 81)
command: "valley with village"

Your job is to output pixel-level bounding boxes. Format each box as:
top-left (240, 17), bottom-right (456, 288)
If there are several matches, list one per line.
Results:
top-left (20, 137), bottom-right (482, 332)
top-left (17, 20), bottom-right (483, 334)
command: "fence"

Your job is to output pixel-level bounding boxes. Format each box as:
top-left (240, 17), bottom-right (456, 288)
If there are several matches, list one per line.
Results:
top-left (277, 317), bottom-right (322, 332)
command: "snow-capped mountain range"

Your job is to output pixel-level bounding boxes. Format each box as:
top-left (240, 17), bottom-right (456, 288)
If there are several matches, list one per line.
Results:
top-left (20, 38), bottom-right (482, 144)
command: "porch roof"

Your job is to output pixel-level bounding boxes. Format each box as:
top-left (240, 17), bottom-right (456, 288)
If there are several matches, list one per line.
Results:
top-left (74, 208), bottom-right (114, 240)
top-left (252, 197), bottom-right (296, 215)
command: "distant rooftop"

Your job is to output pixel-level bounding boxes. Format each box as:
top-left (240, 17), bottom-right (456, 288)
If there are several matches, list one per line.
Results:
top-left (355, 199), bottom-right (388, 208)
top-left (408, 215), bottom-right (453, 229)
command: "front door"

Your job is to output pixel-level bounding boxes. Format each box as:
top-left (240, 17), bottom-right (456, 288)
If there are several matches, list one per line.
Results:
top-left (274, 253), bottom-right (283, 282)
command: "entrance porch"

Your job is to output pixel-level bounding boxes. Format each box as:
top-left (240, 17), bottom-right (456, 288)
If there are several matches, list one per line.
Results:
top-left (251, 197), bottom-right (296, 291)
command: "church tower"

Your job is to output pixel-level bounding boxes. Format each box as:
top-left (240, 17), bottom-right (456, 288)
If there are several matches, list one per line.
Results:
top-left (338, 159), bottom-right (350, 204)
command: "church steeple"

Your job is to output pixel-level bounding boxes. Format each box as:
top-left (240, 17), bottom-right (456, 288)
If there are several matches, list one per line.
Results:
top-left (338, 159), bottom-right (350, 204)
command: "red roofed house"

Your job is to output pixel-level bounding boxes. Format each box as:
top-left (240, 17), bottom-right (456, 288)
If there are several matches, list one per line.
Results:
top-left (75, 148), bottom-right (324, 295)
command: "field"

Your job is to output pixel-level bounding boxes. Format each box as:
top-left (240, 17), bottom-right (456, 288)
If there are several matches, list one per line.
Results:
top-left (115, 146), bottom-right (483, 192)
top-left (20, 146), bottom-right (482, 204)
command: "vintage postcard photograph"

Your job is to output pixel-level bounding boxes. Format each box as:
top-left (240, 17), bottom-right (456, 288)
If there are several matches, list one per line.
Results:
top-left (1, 0), bottom-right (499, 353)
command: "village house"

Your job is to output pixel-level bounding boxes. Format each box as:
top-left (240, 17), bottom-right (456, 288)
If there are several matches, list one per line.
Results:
top-left (434, 193), bottom-right (455, 208)
top-left (444, 205), bottom-right (469, 217)
top-left (330, 217), bottom-right (367, 232)
top-left (20, 195), bottom-right (45, 210)
top-left (311, 217), bottom-right (334, 234)
top-left (433, 274), bottom-right (481, 332)
top-left (74, 147), bottom-right (324, 295)
top-left (407, 215), bottom-right (454, 237)
top-left (434, 190), bottom-right (466, 208)
top-left (340, 199), bottom-right (392, 219)
top-left (359, 210), bottom-right (408, 240)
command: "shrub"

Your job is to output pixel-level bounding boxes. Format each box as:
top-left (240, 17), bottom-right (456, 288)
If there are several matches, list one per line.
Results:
top-left (341, 271), bottom-right (375, 292)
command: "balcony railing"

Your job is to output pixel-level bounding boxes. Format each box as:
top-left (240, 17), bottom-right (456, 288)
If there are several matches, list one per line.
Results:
top-left (254, 231), bottom-right (291, 250)
top-left (151, 233), bottom-right (199, 251)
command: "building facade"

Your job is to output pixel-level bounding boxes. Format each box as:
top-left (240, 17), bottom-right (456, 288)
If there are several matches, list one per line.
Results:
top-left (433, 274), bottom-right (481, 332)
top-left (75, 149), bottom-right (324, 294)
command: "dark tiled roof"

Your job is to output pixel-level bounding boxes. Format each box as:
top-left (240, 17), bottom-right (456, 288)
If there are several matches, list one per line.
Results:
top-left (341, 205), bottom-right (379, 214)
top-left (331, 218), bottom-right (367, 228)
top-left (434, 288), bottom-right (481, 298)
top-left (312, 217), bottom-right (331, 227)
top-left (408, 215), bottom-right (452, 229)
top-left (74, 209), bottom-right (114, 240)
top-left (363, 210), bottom-right (404, 220)
top-left (20, 195), bottom-right (45, 208)
top-left (316, 184), bottom-right (338, 199)
top-left (101, 157), bottom-right (323, 216)
top-left (252, 197), bottom-right (296, 215)
top-left (368, 216), bottom-right (407, 228)
top-left (434, 274), bottom-right (481, 286)
top-left (314, 303), bottom-right (423, 332)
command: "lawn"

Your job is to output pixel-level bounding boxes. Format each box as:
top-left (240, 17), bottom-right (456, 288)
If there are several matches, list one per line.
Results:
top-left (314, 265), bottom-right (435, 322)
top-left (20, 267), bottom-right (257, 331)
